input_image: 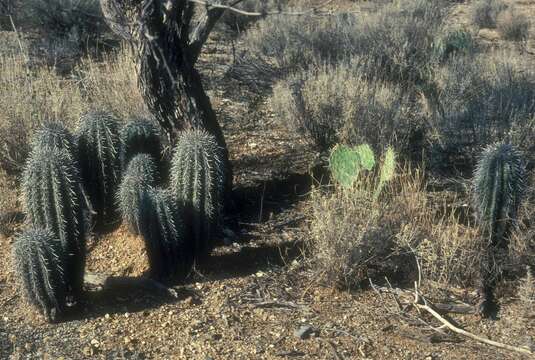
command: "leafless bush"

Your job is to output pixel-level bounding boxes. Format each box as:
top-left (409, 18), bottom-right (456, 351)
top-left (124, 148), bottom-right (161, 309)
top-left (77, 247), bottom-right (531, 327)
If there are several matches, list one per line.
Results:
top-left (230, 0), bottom-right (448, 90)
top-left (19, 0), bottom-right (106, 45)
top-left (270, 63), bottom-right (426, 152)
top-left (497, 9), bottom-right (530, 41)
top-left (228, 12), bottom-right (360, 89)
top-left (472, 0), bottom-right (507, 29)
top-left (219, 0), bottom-right (288, 34)
top-left (430, 52), bottom-right (535, 168)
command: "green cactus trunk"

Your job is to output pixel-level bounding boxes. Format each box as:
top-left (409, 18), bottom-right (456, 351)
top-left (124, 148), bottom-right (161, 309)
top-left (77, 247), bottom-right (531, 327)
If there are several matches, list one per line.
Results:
top-left (170, 129), bottom-right (225, 258)
top-left (118, 153), bottom-right (157, 234)
top-left (77, 110), bottom-right (120, 218)
top-left (119, 117), bottom-right (162, 172)
top-left (32, 122), bottom-right (76, 155)
top-left (473, 143), bottom-right (525, 316)
top-left (12, 228), bottom-right (67, 322)
top-left (22, 147), bottom-right (86, 297)
top-left (139, 188), bottom-right (192, 280)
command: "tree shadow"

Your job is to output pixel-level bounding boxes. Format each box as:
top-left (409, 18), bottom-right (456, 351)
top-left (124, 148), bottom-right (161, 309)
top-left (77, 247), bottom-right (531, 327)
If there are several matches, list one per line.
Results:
top-left (196, 239), bottom-right (304, 283)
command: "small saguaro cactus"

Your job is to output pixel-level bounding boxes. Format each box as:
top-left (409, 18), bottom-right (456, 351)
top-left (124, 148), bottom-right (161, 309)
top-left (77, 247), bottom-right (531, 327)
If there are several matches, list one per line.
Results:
top-left (12, 228), bottom-right (67, 322)
top-left (473, 143), bottom-right (525, 317)
top-left (118, 153), bottom-right (158, 234)
top-left (139, 187), bottom-right (192, 280)
top-left (119, 117), bottom-right (162, 171)
top-left (170, 129), bottom-right (225, 258)
top-left (32, 121), bottom-right (76, 155)
top-left (77, 110), bottom-right (120, 217)
top-left (22, 147), bottom-right (86, 296)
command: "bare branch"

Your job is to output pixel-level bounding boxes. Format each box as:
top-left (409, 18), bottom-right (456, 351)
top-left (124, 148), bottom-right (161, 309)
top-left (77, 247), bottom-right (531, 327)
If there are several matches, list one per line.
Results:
top-left (188, 0), bottom-right (247, 63)
top-left (413, 283), bottom-right (534, 356)
top-left (188, 0), bottom-right (334, 63)
top-left (189, 0), bottom-right (334, 17)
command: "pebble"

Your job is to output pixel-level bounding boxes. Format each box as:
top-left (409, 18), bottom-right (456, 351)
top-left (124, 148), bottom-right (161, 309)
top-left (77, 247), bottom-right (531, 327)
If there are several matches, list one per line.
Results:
top-left (294, 325), bottom-right (314, 340)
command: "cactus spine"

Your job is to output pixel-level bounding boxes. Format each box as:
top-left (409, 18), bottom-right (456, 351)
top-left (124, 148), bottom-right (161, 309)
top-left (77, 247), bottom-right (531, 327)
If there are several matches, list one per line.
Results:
top-left (473, 143), bottom-right (525, 316)
top-left (170, 129), bottom-right (225, 258)
top-left (32, 122), bottom-right (76, 155)
top-left (118, 154), bottom-right (157, 234)
top-left (77, 110), bottom-right (120, 217)
top-left (22, 147), bottom-right (86, 296)
top-left (119, 118), bottom-right (162, 171)
top-left (12, 228), bottom-right (67, 322)
top-left (473, 143), bottom-right (525, 244)
top-left (139, 188), bottom-right (192, 280)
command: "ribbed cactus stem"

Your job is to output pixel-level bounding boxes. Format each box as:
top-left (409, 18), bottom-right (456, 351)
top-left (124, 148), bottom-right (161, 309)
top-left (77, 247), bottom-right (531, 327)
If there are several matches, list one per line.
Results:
top-left (473, 143), bottom-right (525, 317)
top-left (119, 117), bottom-right (162, 172)
top-left (473, 143), bottom-right (525, 244)
top-left (170, 129), bottom-right (225, 258)
top-left (22, 147), bottom-right (86, 296)
top-left (32, 122), bottom-right (76, 155)
top-left (77, 110), bottom-right (120, 218)
top-left (12, 228), bottom-right (67, 322)
top-left (139, 188), bottom-right (192, 280)
top-left (118, 153), bottom-right (157, 234)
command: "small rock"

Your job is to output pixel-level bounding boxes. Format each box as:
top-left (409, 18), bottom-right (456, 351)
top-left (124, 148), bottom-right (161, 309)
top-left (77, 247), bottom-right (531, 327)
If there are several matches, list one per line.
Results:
top-left (82, 346), bottom-right (92, 356)
top-left (104, 313), bottom-right (110, 320)
top-left (90, 339), bottom-right (99, 347)
top-left (294, 325), bottom-right (314, 340)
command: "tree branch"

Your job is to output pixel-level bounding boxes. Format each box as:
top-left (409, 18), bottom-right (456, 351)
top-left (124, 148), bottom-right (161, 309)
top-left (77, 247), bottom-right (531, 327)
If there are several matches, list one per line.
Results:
top-left (188, 0), bottom-right (246, 63)
top-left (413, 282), bottom-right (533, 356)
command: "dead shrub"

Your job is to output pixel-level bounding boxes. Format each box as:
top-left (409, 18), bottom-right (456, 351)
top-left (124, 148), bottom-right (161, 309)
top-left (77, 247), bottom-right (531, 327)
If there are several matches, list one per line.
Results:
top-left (472, 0), bottom-right (507, 29)
top-left (230, 0), bottom-right (448, 90)
top-left (497, 9), bottom-right (530, 41)
top-left (270, 63), bottom-right (425, 152)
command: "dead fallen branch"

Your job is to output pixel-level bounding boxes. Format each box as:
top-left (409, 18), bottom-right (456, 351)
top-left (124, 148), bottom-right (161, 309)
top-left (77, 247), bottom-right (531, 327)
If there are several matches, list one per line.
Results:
top-left (413, 282), bottom-right (534, 356)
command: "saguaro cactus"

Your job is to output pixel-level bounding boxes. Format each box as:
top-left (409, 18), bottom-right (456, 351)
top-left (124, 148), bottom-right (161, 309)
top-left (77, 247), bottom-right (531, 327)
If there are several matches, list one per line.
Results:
top-left (77, 110), bottom-right (120, 217)
top-left (170, 129), bottom-right (225, 258)
top-left (118, 153), bottom-right (157, 234)
top-left (119, 117), bottom-right (162, 171)
top-left (12, 228), bottom-right (67, 322)
top-left (139, 188), bottom-right (192, 280)
top-left (22, 147), bottom-right (86, 296)
top-left (473, 143), bottom-right (525, 317)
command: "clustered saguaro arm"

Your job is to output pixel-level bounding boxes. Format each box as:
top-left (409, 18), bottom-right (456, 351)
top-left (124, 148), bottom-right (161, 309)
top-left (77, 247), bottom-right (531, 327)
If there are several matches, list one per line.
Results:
top-left (100, 0), bottom-right (236, 187)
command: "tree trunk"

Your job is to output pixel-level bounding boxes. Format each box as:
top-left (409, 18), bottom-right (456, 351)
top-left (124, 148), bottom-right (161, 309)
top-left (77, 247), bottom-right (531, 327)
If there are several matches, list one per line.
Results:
top-left (100, 0), bottom-right (232, 191)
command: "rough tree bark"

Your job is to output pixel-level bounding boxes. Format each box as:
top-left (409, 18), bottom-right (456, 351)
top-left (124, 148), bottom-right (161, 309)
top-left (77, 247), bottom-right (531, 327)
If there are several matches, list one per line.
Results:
top-left (100, 0), bottom-right (232, 190)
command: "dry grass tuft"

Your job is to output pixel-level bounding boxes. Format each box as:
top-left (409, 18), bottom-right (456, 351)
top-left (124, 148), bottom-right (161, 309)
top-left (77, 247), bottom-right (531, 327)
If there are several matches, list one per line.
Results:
top-left (0, 52), bottom-right (84, 174)
top-left (0, 46), bottom-right (144, 175)
top-left (310, 168), bottom-right (484, 289)
top-left (497, 9), bottom-right (530, 41)
top-left (76, 46), bottom-right (146, 120)
top-left (472, 0), bottom-right (507, 29)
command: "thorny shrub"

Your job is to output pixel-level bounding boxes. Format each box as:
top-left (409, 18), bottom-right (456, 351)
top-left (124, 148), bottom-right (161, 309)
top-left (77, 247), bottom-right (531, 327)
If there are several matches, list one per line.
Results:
top-left (472, 0), bottom-right (507, 29)
top-left (497, 9), bottom-right (531, 42)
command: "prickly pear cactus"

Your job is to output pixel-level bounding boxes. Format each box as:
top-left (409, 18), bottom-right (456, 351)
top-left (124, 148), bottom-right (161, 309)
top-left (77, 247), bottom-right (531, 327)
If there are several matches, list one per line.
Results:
top-left (170, 129), bottom-right (225, 258)
top-left (118, 153), bottom-right (157, 234)
top-left (77, 110), bottom-right (120, 217)
top-left (22, 147), bottom-right (86, 296)
top-left (12, 228), bottom-right (67, 322)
